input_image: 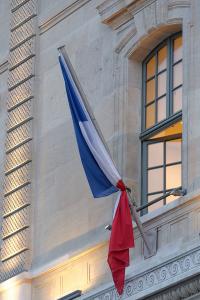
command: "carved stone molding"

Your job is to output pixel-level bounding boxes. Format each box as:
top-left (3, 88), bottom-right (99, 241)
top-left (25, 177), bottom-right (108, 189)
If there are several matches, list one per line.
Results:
top-left (83, 247), bottom-right (200, 299)
top-left (138, 274), bottom-right (200, 300)
top-left (39, 0), bottom-right (92, 35)
top-left (0, 0), bottom-right (37, 282)
top-left (148, 274), bottom-right (200, 300)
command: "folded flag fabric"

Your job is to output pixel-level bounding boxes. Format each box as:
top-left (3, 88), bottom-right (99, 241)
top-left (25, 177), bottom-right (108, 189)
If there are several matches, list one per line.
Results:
top-left (59, 51), bottom-right (134, 295)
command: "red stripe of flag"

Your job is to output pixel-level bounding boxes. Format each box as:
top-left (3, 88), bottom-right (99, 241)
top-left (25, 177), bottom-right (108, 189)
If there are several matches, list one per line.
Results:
top-left (107, 180), bottom-right (134, 295)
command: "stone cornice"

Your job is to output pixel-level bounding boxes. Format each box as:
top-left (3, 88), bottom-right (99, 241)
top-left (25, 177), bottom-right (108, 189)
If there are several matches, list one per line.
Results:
top-left (39, 0), bottom-right (92, 35)
top-left (97, 0), bottom-right (190, 29)
top-left (96, 0), bottom-right (155, 29)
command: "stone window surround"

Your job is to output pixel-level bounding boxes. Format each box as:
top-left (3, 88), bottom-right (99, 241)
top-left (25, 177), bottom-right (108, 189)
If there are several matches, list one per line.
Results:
top-left (97, 0), bottom-right (191, 211)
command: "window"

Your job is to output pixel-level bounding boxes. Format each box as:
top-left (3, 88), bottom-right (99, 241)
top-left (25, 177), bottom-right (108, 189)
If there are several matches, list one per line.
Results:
top-left (141, 33), bottom-right (183, 214)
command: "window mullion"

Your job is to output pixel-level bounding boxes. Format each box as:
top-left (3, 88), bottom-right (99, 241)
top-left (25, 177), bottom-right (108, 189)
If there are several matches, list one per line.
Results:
top-left (142, 62), bottom-right (147, 131)
top-left (155, 52), bottom-right (158, 124)
top-left (142, 141), bottom-right (148, 215)
top-left (163, 141), bottom-right (166, 205)
top-left (167, 37), bottom-right (171, 118)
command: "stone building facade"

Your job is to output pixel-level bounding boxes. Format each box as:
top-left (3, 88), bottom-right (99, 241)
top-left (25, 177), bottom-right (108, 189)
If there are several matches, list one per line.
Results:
top-left (0, 0), bottom-right (200, 299)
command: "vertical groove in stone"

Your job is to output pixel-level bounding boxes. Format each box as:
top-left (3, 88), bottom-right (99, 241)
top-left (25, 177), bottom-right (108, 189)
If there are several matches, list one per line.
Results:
top-left (0, 0), bottom-right (37, 282)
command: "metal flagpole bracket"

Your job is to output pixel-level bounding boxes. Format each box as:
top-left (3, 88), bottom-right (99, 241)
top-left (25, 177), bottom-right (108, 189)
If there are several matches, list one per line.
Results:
top-left (143, 228), bottom-right (158, 259)
top-left (105, 224), bottom-right (112, 231)
top-left (126, 188), bottom-right (157, 259)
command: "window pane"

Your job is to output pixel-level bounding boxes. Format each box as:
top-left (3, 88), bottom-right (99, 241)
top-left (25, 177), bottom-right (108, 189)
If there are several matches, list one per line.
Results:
top-left (158, 72), bottom-right (166, 97)
top-left (150, 121), bottom-right (182, 139)
top-left (173, 62), bottom-right (182, 88)
top-left (166, 194), bottom-right (180, 204)
top-left (166, 164), bottom-right (181, 190)
top-left (148, 194), bottom-right (163, 212)
top-left (173, 87), bottom-right (182, 113)
top-left (148, 168), bottom-right (163, 193)
top-left (166, 139), bottom-right (181, 164)
top-left (146, 79), bottom-right (155, 103)
top-left (147, 56), bottom-right (156, 79)
top-left (158, 46), bottom-right (167, 72)
top-left (148, 142), bottom-right (164, 168)
top-left (146, 103), bottom-right (155, 128)
top-left (173, 36), bottom-right (182, 63)
top-left (157, 96), bottom-right (166, 122)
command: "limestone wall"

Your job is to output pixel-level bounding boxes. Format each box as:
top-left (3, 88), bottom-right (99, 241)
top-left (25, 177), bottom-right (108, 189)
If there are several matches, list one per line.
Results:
top-left (1, 1), bottom-right (200, 300)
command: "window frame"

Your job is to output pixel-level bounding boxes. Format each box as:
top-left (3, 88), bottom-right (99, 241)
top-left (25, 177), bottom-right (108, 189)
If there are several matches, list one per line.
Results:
top-left (141, 31), bottom-right (182, 135)
top-left (141, 32), bottom-right (183, 214)
top-left (142, 133), bottom-right (182, 212)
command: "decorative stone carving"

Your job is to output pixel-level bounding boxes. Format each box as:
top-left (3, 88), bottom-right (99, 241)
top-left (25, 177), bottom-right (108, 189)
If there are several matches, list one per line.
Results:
top-left (6, 121), bottom-right (32, 152)
top-left (8, 78), bottom-right (33, 110)
top-left (148, 275), bottom-right (200, 300)
top-left (0, 0), bottom-right (37, 282)
top-left (83, 248), bottom-right (200, 299)
top-left (7, 99), bottom-right (32, 130)
top-left (10, 18), bottom-right (36, 50)
top-left (8, 58), bottom-right (34, 89)
top-left (9, 39), bottom-right (35, 70)
top-left (11, 0), bottom-right (36, 30)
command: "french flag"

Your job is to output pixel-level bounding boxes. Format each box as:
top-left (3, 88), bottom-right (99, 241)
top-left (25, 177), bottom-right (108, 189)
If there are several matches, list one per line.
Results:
top-left (59, 51), bottom-right (134, 295)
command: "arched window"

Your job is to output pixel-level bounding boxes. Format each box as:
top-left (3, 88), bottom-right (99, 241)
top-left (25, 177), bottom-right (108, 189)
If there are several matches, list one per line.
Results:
top-left (141, 32), bottom-right (183, 213)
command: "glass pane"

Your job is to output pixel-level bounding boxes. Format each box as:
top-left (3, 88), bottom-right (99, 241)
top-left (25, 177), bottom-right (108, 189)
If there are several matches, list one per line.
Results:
top-left (166, 139), bottom-right (181, 164)
top-left (158, 72), bottom-right (166, 97)
top-left (158, 46), bottom-right (167, 72)
top-left (166, 194), bottom-right (180, 204)
top-left (148, 142), bottom-right (164, 168)
top-left (157, 96), bottom-right (166, 122)
top-left (146, 103), bottom-right (155, 128)
top-left (173, 36), bottom-right (182, 63)
top-left (148, 194), bottom-right (163, 213)
top-left (166, 164), bottom-right (181, 190)
top-left (173, 87), bottom-right (182, 113)
top-left (147, 56), bottom-right (156, 79)
top-left (148, 168), bottom-right (163, 193)
top-left (146, 79), bottom-right (155, 103)
top-left (150, 121), bottom-right (182, 139)
top-left (173, 62), bottom-right (182, 88)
